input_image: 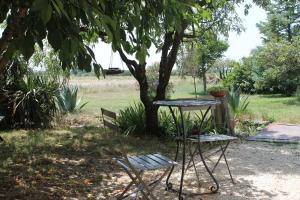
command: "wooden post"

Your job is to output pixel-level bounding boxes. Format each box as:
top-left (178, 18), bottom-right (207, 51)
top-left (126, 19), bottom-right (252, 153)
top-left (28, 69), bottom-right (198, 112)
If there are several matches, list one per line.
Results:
top-left (214, 97), bottom-right (234, 135)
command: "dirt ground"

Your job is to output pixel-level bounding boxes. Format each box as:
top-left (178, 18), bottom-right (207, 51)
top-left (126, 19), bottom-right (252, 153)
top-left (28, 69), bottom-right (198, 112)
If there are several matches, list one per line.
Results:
top-left (105, 141), bottom-right (300, 200)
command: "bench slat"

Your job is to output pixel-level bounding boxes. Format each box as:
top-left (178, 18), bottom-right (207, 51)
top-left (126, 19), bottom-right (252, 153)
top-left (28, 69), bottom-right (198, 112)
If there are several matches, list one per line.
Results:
top-left (126, 157), bottom-right (148, 170)
top-left (103, 119), bottom-right (118, 130)
top-left (101, 108), bottom-right (117, 119)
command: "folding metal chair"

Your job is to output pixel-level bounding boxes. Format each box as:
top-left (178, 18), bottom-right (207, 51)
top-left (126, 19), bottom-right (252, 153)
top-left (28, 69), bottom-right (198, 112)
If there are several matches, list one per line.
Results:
top-left (114, 153), bottom-right (177, 200)
top-left (186, 134), bottom-right (237, 186)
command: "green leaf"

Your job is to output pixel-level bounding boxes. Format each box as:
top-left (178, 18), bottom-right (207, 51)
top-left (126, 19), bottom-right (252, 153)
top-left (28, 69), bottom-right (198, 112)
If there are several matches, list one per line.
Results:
top-left (53, 0), bottom-right (70, 20)
top-left (41, 3), bottom-right (52, 24)
top-left (60, 39), bottom-right (71, 60)
top-left (93, 63), bottom-right (103, 78)
top-left (78, 53), bottom-right (92, 71)
top-left (19, 33), bottom-right (35, 60)
top-left (48, 29), bottom-right (62, 50)
top-left (31, 0), bottom-right (48, 11)
top-left (86, 45), bottom-right (95, 61)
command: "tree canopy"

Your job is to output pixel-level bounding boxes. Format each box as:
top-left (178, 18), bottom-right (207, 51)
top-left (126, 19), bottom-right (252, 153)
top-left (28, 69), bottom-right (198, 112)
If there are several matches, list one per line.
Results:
top-left (0, 0), bottom-right (111, 77)
top-left (257, 0), bottom-right (300, 43)
top-left (94, 0), bottom-right (242, 133)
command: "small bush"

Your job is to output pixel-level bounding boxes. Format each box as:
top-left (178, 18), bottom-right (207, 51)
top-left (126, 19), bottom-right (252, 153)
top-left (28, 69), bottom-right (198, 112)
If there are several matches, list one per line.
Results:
top-left (117, 103), bottom-right (146, 135)
top-left (117, 102), bottom-right (215, 136)
top-left (295, 87), bottom-right (300, 102)
top-left (224, 61), bottom-right (256, 94)
top-left (1, 75), bottom-right (60, 128)
top-left (146, 62), bottom-right (174, 100)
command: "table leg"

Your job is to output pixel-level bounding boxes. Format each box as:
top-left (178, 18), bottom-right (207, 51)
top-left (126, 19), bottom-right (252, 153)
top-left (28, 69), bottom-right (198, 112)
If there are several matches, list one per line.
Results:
top-left (199, 106), bottom-right (220, 192)
top-left (166, 106), bottom-right (180, 192)
top-left (197, 141), bottom-right (219, 193)
top-left (178, 107), bottom-right (185, 200)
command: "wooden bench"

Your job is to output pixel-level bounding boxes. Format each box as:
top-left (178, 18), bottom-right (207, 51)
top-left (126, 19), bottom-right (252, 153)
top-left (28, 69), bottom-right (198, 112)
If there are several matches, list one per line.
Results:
top-left (101, 108), bottom-right (118, 130)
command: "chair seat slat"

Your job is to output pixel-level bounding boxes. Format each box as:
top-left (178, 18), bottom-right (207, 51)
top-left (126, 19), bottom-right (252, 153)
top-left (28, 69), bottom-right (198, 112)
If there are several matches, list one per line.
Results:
top-left (138, 155), bottom-right (165, 169)
top-left (153, 154), bottom-right (177, 165)
top-left (146, 154), bottom-right (171, 167)
top-left (126, 157), bottom-right (148, 170)
top-left (130, 156), bottom-right (155, 170)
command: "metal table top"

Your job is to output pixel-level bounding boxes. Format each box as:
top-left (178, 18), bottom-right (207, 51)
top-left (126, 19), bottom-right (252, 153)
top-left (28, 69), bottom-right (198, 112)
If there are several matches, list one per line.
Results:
top-left (153, 99), bottom-right (221, 107)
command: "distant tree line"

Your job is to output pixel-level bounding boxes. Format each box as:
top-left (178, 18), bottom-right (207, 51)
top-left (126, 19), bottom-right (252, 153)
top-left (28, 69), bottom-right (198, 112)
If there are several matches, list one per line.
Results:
top-left (225, 0), bottom-right (300, 96)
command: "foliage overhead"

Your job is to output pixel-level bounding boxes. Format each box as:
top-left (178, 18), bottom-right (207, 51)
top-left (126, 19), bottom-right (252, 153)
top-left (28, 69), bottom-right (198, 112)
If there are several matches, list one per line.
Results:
top-left (0, 0), bottom-right (111, 77)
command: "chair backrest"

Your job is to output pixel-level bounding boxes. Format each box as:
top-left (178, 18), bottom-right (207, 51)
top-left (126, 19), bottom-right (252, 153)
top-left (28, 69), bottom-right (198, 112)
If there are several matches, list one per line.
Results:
top-left (101, 108), bottom-right (118, 130)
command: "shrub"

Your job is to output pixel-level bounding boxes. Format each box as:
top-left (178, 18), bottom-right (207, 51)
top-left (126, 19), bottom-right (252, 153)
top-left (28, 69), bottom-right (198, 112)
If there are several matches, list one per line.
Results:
top-left (117, 102), bottom-right (215, 136)
top-left (1, 74), bottom-right (60, 128)
top-left (117, 103), bottom-right (146, 135)
top-left (55, 85), bottom-right (88, 113)
top-left (254, 40), bottom-right (300, 96)
top-left (207, 85), bottom-right (227, 93)
top-left (295, 87), bottom-right (300, 102)
top-left (224, 60), bottom-right (256, 94)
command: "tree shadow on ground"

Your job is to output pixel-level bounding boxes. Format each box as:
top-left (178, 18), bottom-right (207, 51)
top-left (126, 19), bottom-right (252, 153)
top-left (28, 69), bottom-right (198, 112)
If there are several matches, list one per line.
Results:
top-left (1, 128), bottom-right (299, 199)
top-left (0, 127), bottom-right (175, 199)
top-left (109, 141), bottom-right (300, 200)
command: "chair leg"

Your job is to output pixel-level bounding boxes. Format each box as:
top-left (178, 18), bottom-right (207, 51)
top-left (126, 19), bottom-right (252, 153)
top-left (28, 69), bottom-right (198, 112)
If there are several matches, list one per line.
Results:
top-left (210, 141), bottom-right (234, 184)
top-left (220, 144), bottom-right (234, 184)
top-left (117, 171), bottom-right (144, 200)
top-left (211, 141), bottom-right (230, 173)
top-left (124, 158), bottom-right (158, 200)
top-left (187, 144), bottom-right (202, 188)
top-left (125, 169), bottom-right (153, 200)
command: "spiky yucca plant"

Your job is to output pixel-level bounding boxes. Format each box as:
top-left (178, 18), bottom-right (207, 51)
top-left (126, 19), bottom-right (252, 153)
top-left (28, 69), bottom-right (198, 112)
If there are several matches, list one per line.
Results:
top-left (227, 87), bottom-right (250, 119)
top-left (55, 85), bottom-right (87, 113)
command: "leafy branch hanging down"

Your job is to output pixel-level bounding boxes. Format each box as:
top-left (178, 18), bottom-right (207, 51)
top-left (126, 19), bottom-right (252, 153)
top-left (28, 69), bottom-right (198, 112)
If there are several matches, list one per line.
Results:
top-left (0, 0), bottom-right (114, 78)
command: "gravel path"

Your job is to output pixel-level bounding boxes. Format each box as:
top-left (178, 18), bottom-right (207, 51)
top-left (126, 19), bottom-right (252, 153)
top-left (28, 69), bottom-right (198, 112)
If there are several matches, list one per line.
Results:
top-left (107, 141), bottom-right (300, 200)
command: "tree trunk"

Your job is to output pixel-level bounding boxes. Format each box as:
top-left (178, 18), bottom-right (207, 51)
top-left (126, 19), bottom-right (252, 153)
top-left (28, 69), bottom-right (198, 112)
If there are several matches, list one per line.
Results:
top-left (144, 102), bottom-right (159, 134)
top-left (203, 72), bottom-right (207, 93)
top-left (117, 28), bottom-right (185, 135)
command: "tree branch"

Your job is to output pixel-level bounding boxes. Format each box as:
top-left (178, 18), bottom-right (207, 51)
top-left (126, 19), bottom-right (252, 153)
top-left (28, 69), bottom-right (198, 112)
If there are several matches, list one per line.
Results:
top-left (117, 47), bottom-right (138, 78)
top-left (0, 6), bottom-right (29, 74)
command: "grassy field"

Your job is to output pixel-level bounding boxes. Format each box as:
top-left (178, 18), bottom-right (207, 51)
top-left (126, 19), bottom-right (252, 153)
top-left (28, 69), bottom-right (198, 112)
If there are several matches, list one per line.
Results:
top-left (74, 75), bottom-right (300, 124)
top-left (247, 95), bottom-right (300, 124)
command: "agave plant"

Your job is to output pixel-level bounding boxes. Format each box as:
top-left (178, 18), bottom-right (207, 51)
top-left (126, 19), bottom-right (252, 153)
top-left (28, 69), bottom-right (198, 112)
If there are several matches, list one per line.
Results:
top-left (227, 87), bottom-right (250, 119)
top-left (55, 85), bottom-right (88, 113)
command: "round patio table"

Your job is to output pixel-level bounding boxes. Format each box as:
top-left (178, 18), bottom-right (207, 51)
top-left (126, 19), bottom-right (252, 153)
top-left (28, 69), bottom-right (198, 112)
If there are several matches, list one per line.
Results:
top-left (153, 99), bottom-right (221, 199)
